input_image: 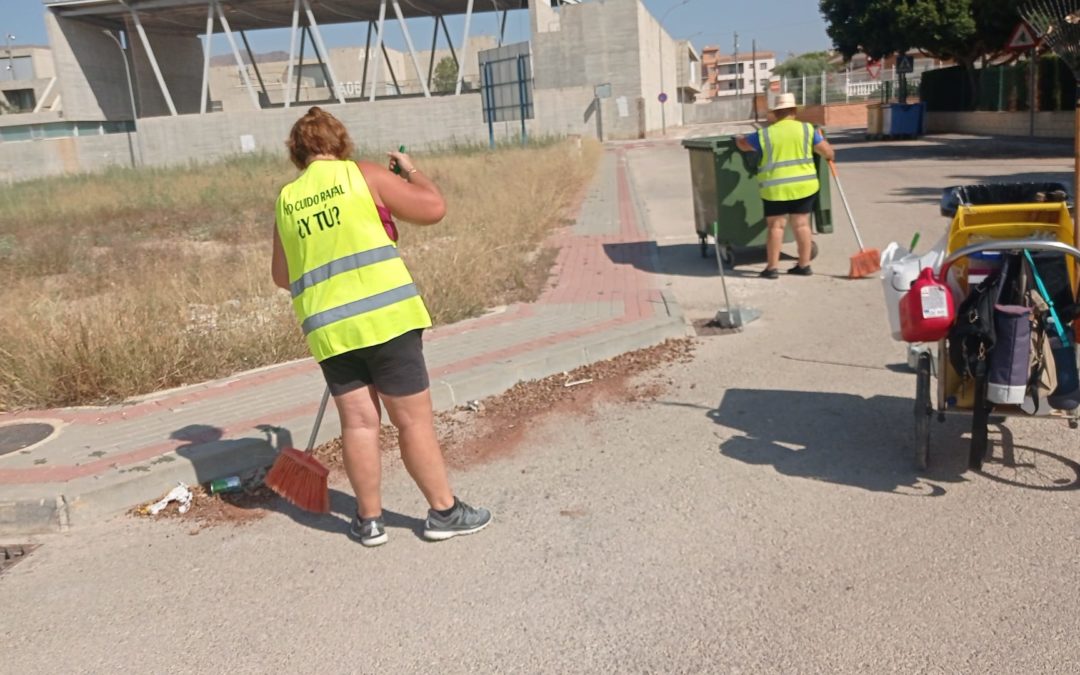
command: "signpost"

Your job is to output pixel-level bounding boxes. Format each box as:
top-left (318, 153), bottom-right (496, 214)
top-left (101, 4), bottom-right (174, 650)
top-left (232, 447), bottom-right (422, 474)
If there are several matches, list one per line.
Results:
top-left (896, 53), bottom-right (914, 103)
top-left (479, 41), bottom-right (534, 148)
top-left (1005, 21), bottom-right (1041, 137)
top-left (592, 83), bottom-right (611, 142)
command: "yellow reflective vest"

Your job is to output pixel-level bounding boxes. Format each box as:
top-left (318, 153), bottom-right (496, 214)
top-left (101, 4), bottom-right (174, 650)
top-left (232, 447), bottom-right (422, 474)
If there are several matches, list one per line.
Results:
top-left (756, 118), bottom-right (820, 202)
top-left (275, 160), bottom-right (431, 362)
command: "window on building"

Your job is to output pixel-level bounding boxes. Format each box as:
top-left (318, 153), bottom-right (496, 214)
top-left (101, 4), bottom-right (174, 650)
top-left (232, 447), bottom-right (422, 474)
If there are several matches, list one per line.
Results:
top-left (760, 62), bottom-right (768, 70)
top-left (760, 79), bottom-right (769, 89)
top-left (297, 63), bottom-right (327, 88)
top-left (3, 88), bottom-right (36, 112)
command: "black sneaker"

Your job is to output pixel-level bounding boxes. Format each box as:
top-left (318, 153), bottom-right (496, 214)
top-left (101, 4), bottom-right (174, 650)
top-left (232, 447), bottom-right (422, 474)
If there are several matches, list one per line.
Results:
top-left (787, 264), bottom-right (813, 276)
top-left (423, 498), bottom-right (492, 541)
top-left (349, 513), bottom-right (388, 547)
top-left (759, 268), bottom-right (780, 280)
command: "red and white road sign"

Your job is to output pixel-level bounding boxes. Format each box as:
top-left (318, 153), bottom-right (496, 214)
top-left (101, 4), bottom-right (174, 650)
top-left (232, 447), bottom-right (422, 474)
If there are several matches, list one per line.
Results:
top-left (1005, 20), bottom-right (1040, 52)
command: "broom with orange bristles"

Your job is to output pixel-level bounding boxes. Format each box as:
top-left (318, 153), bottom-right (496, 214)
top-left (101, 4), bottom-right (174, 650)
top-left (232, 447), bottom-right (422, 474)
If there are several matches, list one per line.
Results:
top-left (265, 386), bottom-right (331, 513)
top-left (829, 159), bottom-right (881, 279)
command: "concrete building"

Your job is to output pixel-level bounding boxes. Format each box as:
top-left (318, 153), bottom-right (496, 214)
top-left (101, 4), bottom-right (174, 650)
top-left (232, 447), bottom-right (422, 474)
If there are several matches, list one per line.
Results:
top-left (0, 45), bottom-right (58, 114)
top-left (700, 47), bottom-right (775, 100)
top-left (3, 0), bottom-right (700, 180)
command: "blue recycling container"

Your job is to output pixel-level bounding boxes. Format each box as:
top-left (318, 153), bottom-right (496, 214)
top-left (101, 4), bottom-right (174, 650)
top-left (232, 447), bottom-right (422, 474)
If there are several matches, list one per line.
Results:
top-left (886, 102), bottom-right (926, 137)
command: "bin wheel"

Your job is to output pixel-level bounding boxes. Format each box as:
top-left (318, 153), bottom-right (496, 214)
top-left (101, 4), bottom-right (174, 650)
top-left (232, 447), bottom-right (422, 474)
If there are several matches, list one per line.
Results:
top-left (699, 235), bottom-right (708, 258)
top-left (810, 240), bottom-right (819, 262)
top-left (914, 351), bottom-right (932, 470)
top-left (718, 244), bottom-right (735, 267)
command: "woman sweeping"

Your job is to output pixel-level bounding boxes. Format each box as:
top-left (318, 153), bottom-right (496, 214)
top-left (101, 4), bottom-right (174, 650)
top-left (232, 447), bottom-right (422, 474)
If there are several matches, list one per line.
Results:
top-left (271, 107), bottom-right (491, 546)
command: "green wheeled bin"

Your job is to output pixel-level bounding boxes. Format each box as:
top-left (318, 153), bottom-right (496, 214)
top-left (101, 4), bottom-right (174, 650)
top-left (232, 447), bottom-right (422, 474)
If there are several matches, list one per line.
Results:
top-left (682, 134), bottom-right (833, 266)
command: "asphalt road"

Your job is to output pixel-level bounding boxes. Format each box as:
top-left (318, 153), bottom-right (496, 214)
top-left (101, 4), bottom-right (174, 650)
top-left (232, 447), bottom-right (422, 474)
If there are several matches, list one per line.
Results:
top-left (3, 131), bottom-right (1080, 673)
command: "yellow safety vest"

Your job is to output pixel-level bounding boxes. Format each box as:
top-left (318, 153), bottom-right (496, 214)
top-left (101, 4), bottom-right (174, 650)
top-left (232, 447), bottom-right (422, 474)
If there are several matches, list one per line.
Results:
top-left (756, 118), bottom-right (820, 202)
top-left (275, 160), bottom-right (431, 361)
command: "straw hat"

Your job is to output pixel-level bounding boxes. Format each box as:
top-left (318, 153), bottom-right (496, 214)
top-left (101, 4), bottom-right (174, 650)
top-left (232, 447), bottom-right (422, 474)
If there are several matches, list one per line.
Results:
top-left (770, 92), bottom-right (798, 112)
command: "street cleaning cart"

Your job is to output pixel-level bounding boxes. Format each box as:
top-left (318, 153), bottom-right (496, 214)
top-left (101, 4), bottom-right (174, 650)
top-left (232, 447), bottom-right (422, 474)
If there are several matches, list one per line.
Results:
top-left (898, 186), bottom-right (1080, 470)
top-left (682, 135), bottom-right (833, 266)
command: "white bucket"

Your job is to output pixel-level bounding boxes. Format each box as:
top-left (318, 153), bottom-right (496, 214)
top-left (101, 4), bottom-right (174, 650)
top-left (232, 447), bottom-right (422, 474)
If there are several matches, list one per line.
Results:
top-left (880, 236), bottom-right (946, 342)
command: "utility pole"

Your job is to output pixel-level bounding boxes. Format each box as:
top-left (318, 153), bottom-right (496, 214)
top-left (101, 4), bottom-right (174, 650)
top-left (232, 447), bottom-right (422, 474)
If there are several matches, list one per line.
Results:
top-left (733, 31), bottom-right (740, 105)
top-left (751, 39), bottom-right (758, 122)
top-left (657, 0), bottom-right (692, 137)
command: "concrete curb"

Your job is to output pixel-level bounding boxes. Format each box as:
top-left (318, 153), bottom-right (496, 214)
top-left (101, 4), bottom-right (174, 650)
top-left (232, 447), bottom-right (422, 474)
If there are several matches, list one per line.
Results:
top-left (0, 306), bottom-right (690, 536)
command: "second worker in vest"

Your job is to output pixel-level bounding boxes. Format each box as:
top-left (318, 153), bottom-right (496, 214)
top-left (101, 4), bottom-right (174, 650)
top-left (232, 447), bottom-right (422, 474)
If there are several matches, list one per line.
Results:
top-left (272, 107), bottom-right (491, 547)
top-left (736, 92), bottom-right (835, 279)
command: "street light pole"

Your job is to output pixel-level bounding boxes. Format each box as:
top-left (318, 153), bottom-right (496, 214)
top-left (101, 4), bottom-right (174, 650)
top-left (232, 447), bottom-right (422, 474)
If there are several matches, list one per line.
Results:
top-left (658, 0), bottom-right (691, 137)
top-left (102, 29), bottom-right (140, 168)
top-left (5, 34), bottom-right (15, 80)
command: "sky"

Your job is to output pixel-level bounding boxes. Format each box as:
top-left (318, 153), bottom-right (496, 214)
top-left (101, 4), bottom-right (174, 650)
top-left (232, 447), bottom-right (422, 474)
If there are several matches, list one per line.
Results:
top-left (2, 0), bottom-right (833, 61)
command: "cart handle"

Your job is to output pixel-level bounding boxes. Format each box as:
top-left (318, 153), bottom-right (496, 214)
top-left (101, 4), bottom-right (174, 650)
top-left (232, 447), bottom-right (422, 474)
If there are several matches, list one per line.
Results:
top-left (939, 239), bottom-right (1080, 282)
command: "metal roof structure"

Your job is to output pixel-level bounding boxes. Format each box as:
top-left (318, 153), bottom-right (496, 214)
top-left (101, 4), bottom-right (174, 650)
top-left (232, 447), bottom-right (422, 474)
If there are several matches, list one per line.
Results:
top-left (43, 0), bottom-right (529, 32)
top-left (42, 0), bottom-right (541, 117)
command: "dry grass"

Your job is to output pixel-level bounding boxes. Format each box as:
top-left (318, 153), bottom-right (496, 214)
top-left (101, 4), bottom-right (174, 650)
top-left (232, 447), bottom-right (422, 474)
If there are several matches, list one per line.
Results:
top-left (0, 139), bottom-right (600, 411)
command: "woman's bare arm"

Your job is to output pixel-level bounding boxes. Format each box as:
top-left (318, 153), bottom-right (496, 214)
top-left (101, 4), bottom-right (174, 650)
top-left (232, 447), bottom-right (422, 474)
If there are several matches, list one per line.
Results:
top-left (271, 227), bottom-right (290, 290)
top-left (358, 152), bottom-right (446, 225)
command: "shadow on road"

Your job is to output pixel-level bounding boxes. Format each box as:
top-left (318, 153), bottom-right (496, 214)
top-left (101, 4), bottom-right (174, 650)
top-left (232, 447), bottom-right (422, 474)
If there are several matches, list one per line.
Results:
top-left (661, 388), bottom-right (1080, 494)
top-left (703, 389), bottom-right (964, 495)
top-left (606, 240), bottom-right (801, 279)
top-left (170, 423), bottom-right (427, 539)
top-left (833, 134), bottom-right (1073, 165)
top-left (271, 488), bottom-right (427, 538)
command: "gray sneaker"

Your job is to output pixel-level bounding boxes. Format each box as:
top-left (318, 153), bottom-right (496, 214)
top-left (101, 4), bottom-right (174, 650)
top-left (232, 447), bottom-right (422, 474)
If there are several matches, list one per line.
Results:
top-left (349, 514), bottom-right (388, 547)
top-left (424, 499), bottom-right (492, 541)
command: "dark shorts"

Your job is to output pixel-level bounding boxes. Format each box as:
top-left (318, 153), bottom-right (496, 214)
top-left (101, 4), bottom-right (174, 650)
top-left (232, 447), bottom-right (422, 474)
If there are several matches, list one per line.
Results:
top-left (763, 193), bottom-right (818, 217)
top-left (318, 329), bottom-right (430, 397)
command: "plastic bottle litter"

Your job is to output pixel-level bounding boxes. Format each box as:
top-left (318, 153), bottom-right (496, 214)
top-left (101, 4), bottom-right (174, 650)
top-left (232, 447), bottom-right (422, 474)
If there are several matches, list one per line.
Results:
top-left (147, 483), bottom-right (193, 515)
top-left (209, 476), bottom-right (242, 495)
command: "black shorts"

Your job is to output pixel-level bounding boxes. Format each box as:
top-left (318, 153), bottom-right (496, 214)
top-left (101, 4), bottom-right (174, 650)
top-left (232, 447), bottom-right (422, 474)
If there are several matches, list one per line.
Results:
top-left (318, 329), bottom-right (430, 397)
top-left (763, 193), bottom-right (818, 217)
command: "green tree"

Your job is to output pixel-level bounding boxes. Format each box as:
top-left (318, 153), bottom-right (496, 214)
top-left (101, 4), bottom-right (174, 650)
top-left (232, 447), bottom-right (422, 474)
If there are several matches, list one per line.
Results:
top-left (772, 51), bottom-right (841, 78)
top-left (819, 0), bottom-right (1025, 106)
top-left (432, 56), bottom-right (459, 94)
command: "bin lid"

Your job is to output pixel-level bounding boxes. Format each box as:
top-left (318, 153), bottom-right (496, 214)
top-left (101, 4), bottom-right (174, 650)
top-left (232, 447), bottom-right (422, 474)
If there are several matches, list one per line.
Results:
top-left (940, 182), bottom-right (1071, 218)
top-left (681, 135), bottom-right (738, 151)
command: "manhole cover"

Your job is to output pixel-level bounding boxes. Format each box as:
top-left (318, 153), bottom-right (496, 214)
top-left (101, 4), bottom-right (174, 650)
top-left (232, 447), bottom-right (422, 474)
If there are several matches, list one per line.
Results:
top-left (0, 423), bottom-right (55, 457)
top-left (0, 544), bottom-right (39, 575)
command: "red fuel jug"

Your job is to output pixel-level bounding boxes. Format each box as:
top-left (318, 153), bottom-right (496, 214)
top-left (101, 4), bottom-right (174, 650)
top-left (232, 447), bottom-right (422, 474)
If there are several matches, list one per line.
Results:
top-left (899, 267), bottom-right (955, 342)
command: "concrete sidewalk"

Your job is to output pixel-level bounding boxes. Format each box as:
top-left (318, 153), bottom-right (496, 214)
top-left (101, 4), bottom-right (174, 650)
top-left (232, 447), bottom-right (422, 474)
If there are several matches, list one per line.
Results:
top-left (0, 148), bottom-right (690, 535)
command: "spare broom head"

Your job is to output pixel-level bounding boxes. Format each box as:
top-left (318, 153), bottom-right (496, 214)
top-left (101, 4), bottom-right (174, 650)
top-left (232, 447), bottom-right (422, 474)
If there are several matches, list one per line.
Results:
top-left (265, 447), bottom-right (330, 513)
top-left (849, 248), bottom-right (881, 279)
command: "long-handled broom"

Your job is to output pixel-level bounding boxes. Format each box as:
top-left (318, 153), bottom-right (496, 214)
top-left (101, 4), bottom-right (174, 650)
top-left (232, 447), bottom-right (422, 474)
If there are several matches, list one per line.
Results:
top-left (829, 159), bottom-right (881, 279)
top-left (265, 386), bottom-right (331, 513)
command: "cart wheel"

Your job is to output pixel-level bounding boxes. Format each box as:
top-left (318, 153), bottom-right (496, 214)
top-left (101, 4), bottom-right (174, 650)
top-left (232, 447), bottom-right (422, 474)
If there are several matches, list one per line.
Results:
top-left (914, 351), bottom-right (932, 470)
top-left (810, 240), bottom-right (820, 262)
top-left (700, 235), bottom-right (708, 259)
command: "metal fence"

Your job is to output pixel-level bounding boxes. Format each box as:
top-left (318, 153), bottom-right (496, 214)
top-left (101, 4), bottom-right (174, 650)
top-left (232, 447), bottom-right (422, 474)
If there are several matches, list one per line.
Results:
top-left (920, 59), bottom-right (1077, 112)
top-left (781, 68), bottom-right (931, 106)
